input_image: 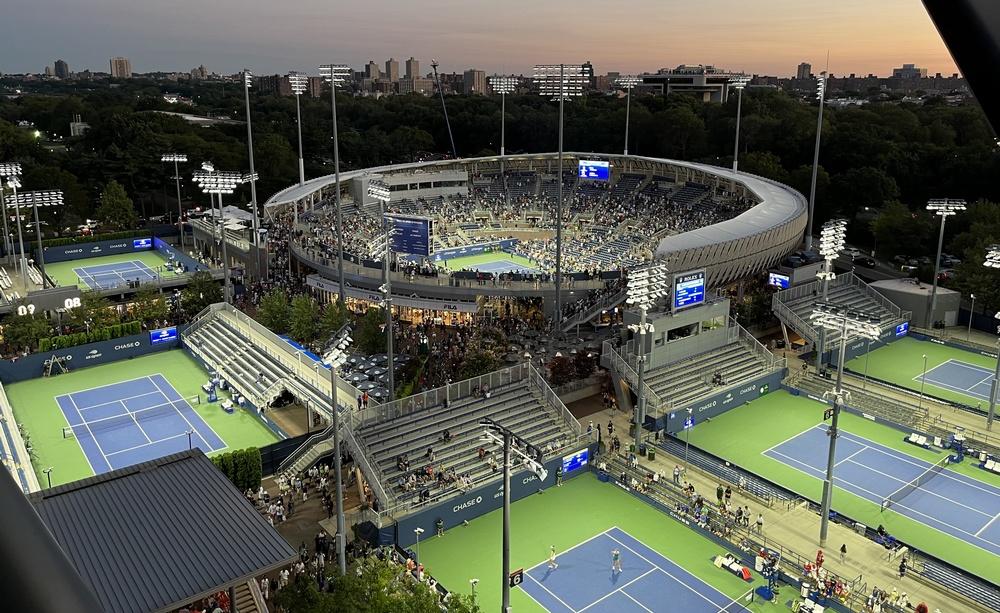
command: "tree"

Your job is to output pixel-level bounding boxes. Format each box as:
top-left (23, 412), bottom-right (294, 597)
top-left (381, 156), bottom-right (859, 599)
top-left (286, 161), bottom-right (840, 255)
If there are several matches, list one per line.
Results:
top-left (318, 300), bottom-right (349, 340)
top-left (458, 346), bottom-right (502, 379)
top-left (872, 200), bottom-right (933, 259)
top-left (2, 308), bottom-right (51, 352)
top-left (289, 294), bottom-right (319, 344)
top-left (573, 351), bottom-right (596, 380)
top-left (180, 270), bottom-right (222, 316)
top-left (258, 289), bottom-right (290, 334)
top-left (131, 285), bottom-right (169, 325)
top-left (94, 180), bottom-right (139, 231)
top-left (66, 291), bottom-right (119, 330)
top-left (354, 307), bottom-right (387, 355)
top-left (548, 355), bottom-right (577, 386)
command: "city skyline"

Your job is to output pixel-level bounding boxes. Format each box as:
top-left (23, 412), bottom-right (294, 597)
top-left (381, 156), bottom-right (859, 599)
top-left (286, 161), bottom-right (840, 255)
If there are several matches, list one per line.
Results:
top-left (2, 0), bottom-right (958, 78)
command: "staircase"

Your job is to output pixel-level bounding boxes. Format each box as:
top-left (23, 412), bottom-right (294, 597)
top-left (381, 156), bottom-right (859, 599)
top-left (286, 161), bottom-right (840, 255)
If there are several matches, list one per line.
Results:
top-left (233, 579), bottom-right (267, 613)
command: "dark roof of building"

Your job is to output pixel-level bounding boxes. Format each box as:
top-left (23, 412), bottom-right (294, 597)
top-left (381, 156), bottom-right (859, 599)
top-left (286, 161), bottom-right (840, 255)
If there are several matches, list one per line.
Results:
top-left (28, 450), bottom-right (296, 613)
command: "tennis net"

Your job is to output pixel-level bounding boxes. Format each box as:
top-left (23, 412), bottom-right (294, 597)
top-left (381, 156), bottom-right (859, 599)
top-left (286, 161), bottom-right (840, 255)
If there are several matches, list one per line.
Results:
top-left (63, 394), bottom-right (200, 439)
top-left (880, 454), bottom-right (950, 511)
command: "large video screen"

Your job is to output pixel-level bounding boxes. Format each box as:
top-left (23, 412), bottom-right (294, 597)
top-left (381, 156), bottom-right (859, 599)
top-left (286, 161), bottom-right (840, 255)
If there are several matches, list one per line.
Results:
top-left (767, 272), bottom-right (790, 289)
top-left (562, 448), bottom-right (589, 473)
top-left (133, 237), bottom-right (153, 249)
top-left (895, 322), bottom-right (909, 337)
top-left (673, 270), bottom-right (706, 311)
top-left (578, 160), bottom-right (610, 181)
top-left (150, 326), bottom-right (178, 345)
top-left (386, 215), bottom-right (434, 257)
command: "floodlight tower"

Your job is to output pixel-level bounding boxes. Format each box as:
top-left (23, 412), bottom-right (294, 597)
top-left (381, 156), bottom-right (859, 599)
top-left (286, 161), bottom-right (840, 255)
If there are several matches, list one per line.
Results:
top-left (192, 167), bottom-right (247, 302)
top-left (160, 154), bottom-right (188, 248)
top-left (368, 179), bottom-right (395, 400)
top-left (320, 64), bottom-right (352, 303)
top-left (805, 72), bottom-right (827, 251)
top-left (322, 325), bottom-right (353, 576)
top-left (626, 261), bottom-right (669, 453)
top-left (480, 416), bottom-right (548, 613)
top-left (431, 60), bottom-right (458, 159)
top-left (288, 72), bottom-right (309, 187)
top-left (814, 218), bottom-right (847, 371)
top-left (533, 63), bottom-right (587, 329)
top-left (982, 246), bottom-right (1000, 430)
top-left (810, 302), bottom-right (882, 546)
top-left (926, 198), bottom-right (966, 327)
top-left (242, 70), bottom-right (260, 248)
top-left (616, 75), bottom-right (642, 156)
top-left (13, 189), bottom-right (63, 288)
top-left (0, 162), bottom-right (23, 276)
top-left (728, 75), bottom-right (751, 172)
top-left (490, 75), bottom-right (518, 207)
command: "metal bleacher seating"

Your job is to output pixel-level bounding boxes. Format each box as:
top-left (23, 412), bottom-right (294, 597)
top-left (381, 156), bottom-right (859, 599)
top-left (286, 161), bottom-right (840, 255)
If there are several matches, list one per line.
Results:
top-left (644, 342), bottom-right (771, 410)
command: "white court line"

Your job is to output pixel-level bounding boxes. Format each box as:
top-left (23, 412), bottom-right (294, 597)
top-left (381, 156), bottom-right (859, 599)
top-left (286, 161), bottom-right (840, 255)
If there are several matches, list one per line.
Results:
top-left (761, 421), bottom-right (825, 456)
top-left (976, 512), bottom-right (1000, 537)
top-left (65, 375), bottom-right (160, 399)
top-left (576, 569), bottom-right (656, 613)
top-left (104, 432), bottom-right (191, 457)
top-left (55, 396), bottom-right (97, 476)
top-left (524, 529), bottom-right (619, 574)
top-left (76, 390), bottom-right (163, 414)
top-left (120, 400), bottom-right (152, 443)
top-left (524, 574), bottom-right (575, 613)
top-left (65, 393), bottom-right (112, 471)
top-left (840, 457), bottom-right (991, 518)
top-left (619, 590), bottom-right (655, 613)
top-left (604, 531), bottom-right (723, 610)
top-left (765, 448), bottom-right (1000, 551)
top-left (834, 446), bottom-right (868, 468)
top-left (147, 374), bottom-right (227, 453)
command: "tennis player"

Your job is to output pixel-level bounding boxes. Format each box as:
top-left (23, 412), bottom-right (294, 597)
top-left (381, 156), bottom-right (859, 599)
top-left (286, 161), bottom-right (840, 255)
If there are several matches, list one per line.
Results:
top-left (547, 545), bottom-right (559, 570)
top-left (611, 548), bottom-right (622, 574)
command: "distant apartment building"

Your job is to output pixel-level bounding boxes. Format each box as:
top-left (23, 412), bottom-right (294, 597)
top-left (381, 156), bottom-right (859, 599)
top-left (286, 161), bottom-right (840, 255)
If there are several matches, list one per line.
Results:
top-left (405, 57), bottom-right (420, 80)
top-left (190, 65), bottom-right (208, 80)
top-left (54, 59), bottom-right (70, 79)
top-left (365, 61), bottom-right (380, 80)
top-left (463, 69), bottom-right (486, 94)
top-left (640, 65), bottom-right (744, 102)
top-left (398, 77), bottom-right (433, 95)
top-left (43, 66), bottom-right (54, 77)
top-left (796, 62), bottom-right (812, 80)
top-left (109, 56), bottom-right (132, 78)
top-left (385, 58), bottom-right (399, 82)
top-left (892, 63), bottom-right (928, 79)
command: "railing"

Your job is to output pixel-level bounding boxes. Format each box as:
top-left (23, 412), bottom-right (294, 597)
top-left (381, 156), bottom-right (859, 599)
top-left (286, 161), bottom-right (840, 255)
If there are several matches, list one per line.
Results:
top-left (351, 362), bottom-right (531, 429)
top-left (190, 218), bottom-right (252, 252)
top-left (560, 288), bottom-right (627, 332)
top-left (0, 380), bottom-right (38, 493)
top-left (341, 420), bottom-right (392, 509)
top-left (527, 363), bottom-right (583, 438)
top-left (772, 293), bottom-right (819, 343)
top-left (729, 316), bottom-right (786, 372)
top-left (910, 326), bottom-right (997, 356)
top-left (844, 272), bottom-right (907, 320)
top-left (276, 422), bottom-right (336, 476)
top-left (602, 340), bottom-right (664, 413)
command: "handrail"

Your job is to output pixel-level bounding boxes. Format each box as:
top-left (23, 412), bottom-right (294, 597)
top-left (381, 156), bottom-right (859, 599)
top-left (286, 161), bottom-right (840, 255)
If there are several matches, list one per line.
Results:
top-left (341, 420), bottom-right (392, 509)
top-left (528, 363), bottom-right (582, 437)
top-left (561, 288), bottom-right (627, 332)
top-left (602, 340), bottom-right (663, 413)
top-left (844, 272), bottom-right (905, 319)
top-left (772, 293), bottom-right (819, 342)
top-left (276, 422), bottom-right (336, 476)
top-left (729, 316), bottom-right (786, 372)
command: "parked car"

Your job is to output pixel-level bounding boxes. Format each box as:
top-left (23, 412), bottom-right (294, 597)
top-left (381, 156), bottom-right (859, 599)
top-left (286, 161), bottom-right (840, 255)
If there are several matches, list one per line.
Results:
top-left (900, 264), bottom-right (918, 273)
top-left (892, 255), bottom-right (909, 265)
top-left (853, 256), bottom-right (877, 268)
top-left (842, 247), bottom-right (863, 259)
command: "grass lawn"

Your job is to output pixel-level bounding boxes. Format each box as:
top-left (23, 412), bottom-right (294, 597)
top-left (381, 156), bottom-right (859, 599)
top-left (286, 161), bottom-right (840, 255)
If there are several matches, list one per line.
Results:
top-left (6, 349), bottom-right (279, 486)
top-left (46, 250), bottom-right (181, 289)
top-left (683, 390), bottom-right (1000, 584)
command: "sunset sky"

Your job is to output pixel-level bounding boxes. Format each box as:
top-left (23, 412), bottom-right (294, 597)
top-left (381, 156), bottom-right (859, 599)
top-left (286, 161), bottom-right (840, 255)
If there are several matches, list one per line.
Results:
top-left (1, 0), bottom-right (959, 77)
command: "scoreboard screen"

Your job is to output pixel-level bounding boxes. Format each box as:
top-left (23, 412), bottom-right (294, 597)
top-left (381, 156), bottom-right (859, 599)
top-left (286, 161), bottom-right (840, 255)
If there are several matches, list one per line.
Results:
top-left (895, 321), bottom-right (909, 337)
top-left (767, 272), bottom-right (790, 289)
top-left (578, 160), bottom-right (610, 181)
top-left (133, 237), bottom-right (153, 249)
top-left (672, 269), bottom-right (706, 311)
top-left (386, 215), bottom-right (434, 257)
top-left (150, 326), bottom-right (178, 345)
top-left (562, 448), bottom-right (589, 473)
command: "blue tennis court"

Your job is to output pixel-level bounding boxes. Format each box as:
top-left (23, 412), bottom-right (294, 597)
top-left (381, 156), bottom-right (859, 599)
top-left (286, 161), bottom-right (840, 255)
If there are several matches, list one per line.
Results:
top-left (519, 527), bottom-right (753, 612)
top-left (56, 374), bottom-right (225, 474)
top-left (915, 359), bottom-right (994, 403)
top-left (471, 259), bottom-right (541, 275)
top-left (764, 425), bottom-right (1000, 556)
top-left (74, 260), bottom-right (158, 289)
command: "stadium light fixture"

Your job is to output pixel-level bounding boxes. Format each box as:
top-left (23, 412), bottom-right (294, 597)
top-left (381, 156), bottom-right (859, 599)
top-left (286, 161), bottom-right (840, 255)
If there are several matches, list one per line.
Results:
top-left (616, 75), bottom-right (642, 156)
top-left (810, 302), bottom-right (881, 546)
top-left (12, 189), bottom-right (63, 288)
top-left (533, 63), bottom-right (587, 330)
top-left (926, 198), bottom-right (966, 328)
top-left (161, 153), bottom-right (188, 248)
top-left (321, 324), bottom-right (353, 576)
top-left (626, 261), bottom-right (669, 453)
top-left (814, 218), bottom-right (848, 371)
top-left (983, 246), bottom-right (1000, 431)
top-left (193, 168), bottom-right (247, 302)
top-left (320, 63), bottom-right (352, 303)
top-left (367, 179), bottom-right (397, 400)
top-left (431, 60), bottom-right (458, 159)
top-left (728, 75), bottom-right (751, 173)
top-left (480, 416), bottom-right (547, 613)
top-left (0, 162), bottom-right (23, 275)
top-left (288, 72), bottom-right (310, 187)
top-left (490, 74), bottom-right (519, 202)
top-left (241, 69), bottom-right (261, 253)
top-left (805, 72), bottom-right (828, 252)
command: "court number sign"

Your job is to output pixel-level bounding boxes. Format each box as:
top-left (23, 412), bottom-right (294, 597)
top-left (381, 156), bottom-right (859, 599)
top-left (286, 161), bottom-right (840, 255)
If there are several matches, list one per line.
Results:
top-left (64, 297), bottom-right (82, 309)
top-left (16, 297), bottom-right (81, 316)
top-left (509, 568), bottom-right (524, 587)
top-left (16, 304), bottom-right (36, 316)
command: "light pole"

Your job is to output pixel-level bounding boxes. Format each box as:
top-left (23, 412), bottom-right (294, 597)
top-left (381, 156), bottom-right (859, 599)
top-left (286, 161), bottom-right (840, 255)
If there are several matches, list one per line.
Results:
top-left (13, 189), bottom-right (63, 288)
top-left (533, 64), bottom-right (586, 330)
top-left (616, 75), bottom-right (642, 156)
top-left (728, 75), bottom-right (750, 172)
top-left (683, 407), bottom-right (694, 475)
top-left (969, 293), bottom-right (976, 342)
top-left (320, 64), bottom-right (351, 304)
top-left (926, 198), bottom-right (966, 328)
top-left (368, 179), bottom-right (395, 400)
top-left (805, 72), bottom-right (827, 251)
top-left (431, 60), bottom-right (458, 159)
top-left (814, 218), bottom-right (847, 371)
top-left (192, 166), bottom-right (248, 303)
top-left (0, 162), bottom-right (19, 265)
top-left (288, 72), bottom-right (309, 187)
top-left (0, 163), bottom-right (27, 285)
top-left (413, 527), bottom-right (424, 563)
top-left (242, 69), bottom-right (261, 249)
top-left (626, 261), bottom-right (669, 453)
top-left (919, 354), bottom-right (928, 410)
top-left (809, 302), bottom-right (882, 546)
top-left (42, 467), bottom-right (52, 489)
top-left (983, 247), bottom-right (1000, 430)
top-left (322, 325), bottom-right (353, 575)
top-left (470, 578), bottom-right (479, 605)
top-left (490, 75), bottom-right (518, 205)
top-left (480, 416), bottom-right (548, 613)
top-left (160, 154), bottom-right (188, 248)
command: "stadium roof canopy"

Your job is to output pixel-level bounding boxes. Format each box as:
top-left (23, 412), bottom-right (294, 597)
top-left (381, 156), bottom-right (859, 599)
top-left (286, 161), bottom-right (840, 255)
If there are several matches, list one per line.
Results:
top-left (27, 450), bottom-right (296, 613)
